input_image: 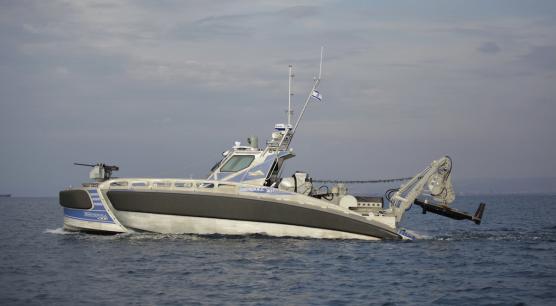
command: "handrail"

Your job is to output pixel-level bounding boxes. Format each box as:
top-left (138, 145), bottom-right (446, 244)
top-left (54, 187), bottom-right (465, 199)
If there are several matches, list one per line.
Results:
top-left (102, 178), bottom-right (274, 196)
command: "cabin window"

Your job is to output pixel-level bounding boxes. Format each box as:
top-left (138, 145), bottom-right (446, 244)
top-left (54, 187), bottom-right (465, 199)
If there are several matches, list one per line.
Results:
top-left (220, 155), bottom-right (255, 172)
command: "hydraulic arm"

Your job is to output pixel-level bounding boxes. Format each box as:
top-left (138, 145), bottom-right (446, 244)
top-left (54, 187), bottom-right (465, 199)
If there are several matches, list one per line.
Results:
top-left (388, 156), bottom-right (485, 226)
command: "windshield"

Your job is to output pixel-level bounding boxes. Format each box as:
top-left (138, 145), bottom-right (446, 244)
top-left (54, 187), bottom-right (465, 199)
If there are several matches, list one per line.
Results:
top-left (220, 155), bottom-right (255, 172)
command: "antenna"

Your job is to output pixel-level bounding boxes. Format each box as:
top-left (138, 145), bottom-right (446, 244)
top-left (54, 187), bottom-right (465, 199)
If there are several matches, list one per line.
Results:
top-left (318, 46), bottom-right (323, 79)
top-left (287, 65), bottom-right (294, 126)
top-left (264, 48), bottom-right (324, 184)
top-left (292, 46), bottom-right (324, 135)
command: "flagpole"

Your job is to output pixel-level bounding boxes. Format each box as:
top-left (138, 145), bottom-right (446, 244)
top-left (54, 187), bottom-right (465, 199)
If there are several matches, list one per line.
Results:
top-left (292, 46), bottom-right (323, 136)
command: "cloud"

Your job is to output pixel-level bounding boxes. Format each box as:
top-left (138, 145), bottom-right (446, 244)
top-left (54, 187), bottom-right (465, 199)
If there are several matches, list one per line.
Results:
top-left (477, 41), bottom-right (501, 54)
top-left (1, 0), bottom-right (556, 195)
top-left (518, 45), bottom-right (556, 70)
top-left (170, 5), bottom-right (320, 41)
top-left (171, 21), bottom-right (254, 41)
top-left (276, 5), bottom-right (319, 18)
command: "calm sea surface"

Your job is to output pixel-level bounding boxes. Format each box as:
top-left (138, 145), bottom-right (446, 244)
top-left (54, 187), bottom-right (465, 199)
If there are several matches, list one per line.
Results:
top-left (1, 194), bottom-right (555, 305)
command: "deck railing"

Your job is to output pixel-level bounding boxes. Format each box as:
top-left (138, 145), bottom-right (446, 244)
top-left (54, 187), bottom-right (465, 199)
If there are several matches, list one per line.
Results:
top-left (105, 178), bottom-right (246, 195)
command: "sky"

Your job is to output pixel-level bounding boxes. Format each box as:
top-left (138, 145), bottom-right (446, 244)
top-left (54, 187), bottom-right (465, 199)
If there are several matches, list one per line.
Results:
top-left (1, 0), bottom-right (555, 196)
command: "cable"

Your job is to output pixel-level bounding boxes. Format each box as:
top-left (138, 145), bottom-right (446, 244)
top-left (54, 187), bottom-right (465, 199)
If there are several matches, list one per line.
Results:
top-left (312, 177), bottom-right (412, 184)
top-left (317, 185), bottom-right (334, 200)
top-left (385, 188), bottom-right (399, 202)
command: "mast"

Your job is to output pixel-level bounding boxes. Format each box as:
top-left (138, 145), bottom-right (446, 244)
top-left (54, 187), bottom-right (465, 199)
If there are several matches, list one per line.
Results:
top-left (267, 47), bottom-right (324, 153)
top-left (264, 47), bottom-right (324, 184)
top-left (318, 46), bottom-right (323, 80)
top-left (287, 65), bottom-right (294, 126)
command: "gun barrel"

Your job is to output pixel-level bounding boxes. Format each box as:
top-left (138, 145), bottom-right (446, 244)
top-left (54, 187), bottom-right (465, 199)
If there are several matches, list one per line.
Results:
top-left (74, 162), bottom-right (96, 167)
top-left (104, 165), bottom-right (119, 171)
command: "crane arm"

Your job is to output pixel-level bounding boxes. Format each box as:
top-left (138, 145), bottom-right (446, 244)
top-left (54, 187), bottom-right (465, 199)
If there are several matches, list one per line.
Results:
top-left (388, 156), bottom-right (485, 226)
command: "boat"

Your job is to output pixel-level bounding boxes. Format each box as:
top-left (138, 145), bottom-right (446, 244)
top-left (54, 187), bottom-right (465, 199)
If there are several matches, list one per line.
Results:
top-left (59, 51), bottom-right (485, 240)
top-left (0, 194), bottom-right (11, 198)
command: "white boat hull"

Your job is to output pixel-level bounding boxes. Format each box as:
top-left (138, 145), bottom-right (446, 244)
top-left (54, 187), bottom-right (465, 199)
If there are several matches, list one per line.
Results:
top-left (59, 182), bottom-right (402, 240)
top-left (116, 211), bottom-right (380, 240)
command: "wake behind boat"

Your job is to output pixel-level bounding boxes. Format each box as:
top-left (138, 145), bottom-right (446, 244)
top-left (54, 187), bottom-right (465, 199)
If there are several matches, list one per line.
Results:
top-left (59, 50), bottom-right (485, 240)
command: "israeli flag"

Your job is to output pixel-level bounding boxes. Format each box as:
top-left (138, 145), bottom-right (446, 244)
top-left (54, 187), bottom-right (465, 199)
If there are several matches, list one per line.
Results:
top-left (311, 90), bottom-right (322, 101)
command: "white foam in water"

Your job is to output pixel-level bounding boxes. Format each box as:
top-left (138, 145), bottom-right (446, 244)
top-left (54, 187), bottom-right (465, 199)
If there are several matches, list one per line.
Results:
top-left (127, 232), bottom-right (205, 241)
top-left (44, 227), bottom-right (79, 235)
top-left (44, 227), bottom-right (205, 241)
top-left (403, 229), bottom-right (432, 240)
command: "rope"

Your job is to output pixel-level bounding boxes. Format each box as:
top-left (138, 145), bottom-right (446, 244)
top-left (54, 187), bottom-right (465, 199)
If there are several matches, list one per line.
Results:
top-left (312, 177), bottom-right (413, 184)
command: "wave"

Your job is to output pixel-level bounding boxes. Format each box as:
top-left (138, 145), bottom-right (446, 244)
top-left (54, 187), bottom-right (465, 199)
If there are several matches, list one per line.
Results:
top-left (44, 227), bottom-right (79, 235)
top-left (431, 230), bottom-right (555, 242)
top-left (44, 226), bottom-right (554, 243)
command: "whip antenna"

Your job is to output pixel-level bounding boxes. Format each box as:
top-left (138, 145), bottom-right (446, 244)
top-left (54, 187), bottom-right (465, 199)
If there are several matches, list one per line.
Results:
top-left (318, 46), bottom-right (323, 80)
top-left (292, 46), bottom-right (324, 135)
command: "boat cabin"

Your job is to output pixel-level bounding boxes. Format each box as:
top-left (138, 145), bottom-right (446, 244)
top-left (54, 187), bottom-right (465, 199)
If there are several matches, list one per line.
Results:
top-left (206, 125), bottom-right (295, 186)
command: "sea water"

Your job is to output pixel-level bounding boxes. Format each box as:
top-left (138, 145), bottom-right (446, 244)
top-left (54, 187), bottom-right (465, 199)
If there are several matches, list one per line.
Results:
top-left (0, 195), bottom-right (555, 305)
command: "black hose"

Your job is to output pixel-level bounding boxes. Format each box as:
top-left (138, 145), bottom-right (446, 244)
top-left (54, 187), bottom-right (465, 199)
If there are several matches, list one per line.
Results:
top-left (313, 177), bottom-right (412, 184)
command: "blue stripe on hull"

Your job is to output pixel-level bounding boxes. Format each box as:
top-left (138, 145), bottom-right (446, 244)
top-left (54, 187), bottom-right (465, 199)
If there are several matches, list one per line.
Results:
top-left (64, 189), bottom-right (115, 224)
top-left (64, 208), bottom-right (114, 223)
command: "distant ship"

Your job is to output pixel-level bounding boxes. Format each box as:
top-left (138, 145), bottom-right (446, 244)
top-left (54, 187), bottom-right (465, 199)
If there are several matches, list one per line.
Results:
top-left (0, 194), bottom-right (11, 198)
